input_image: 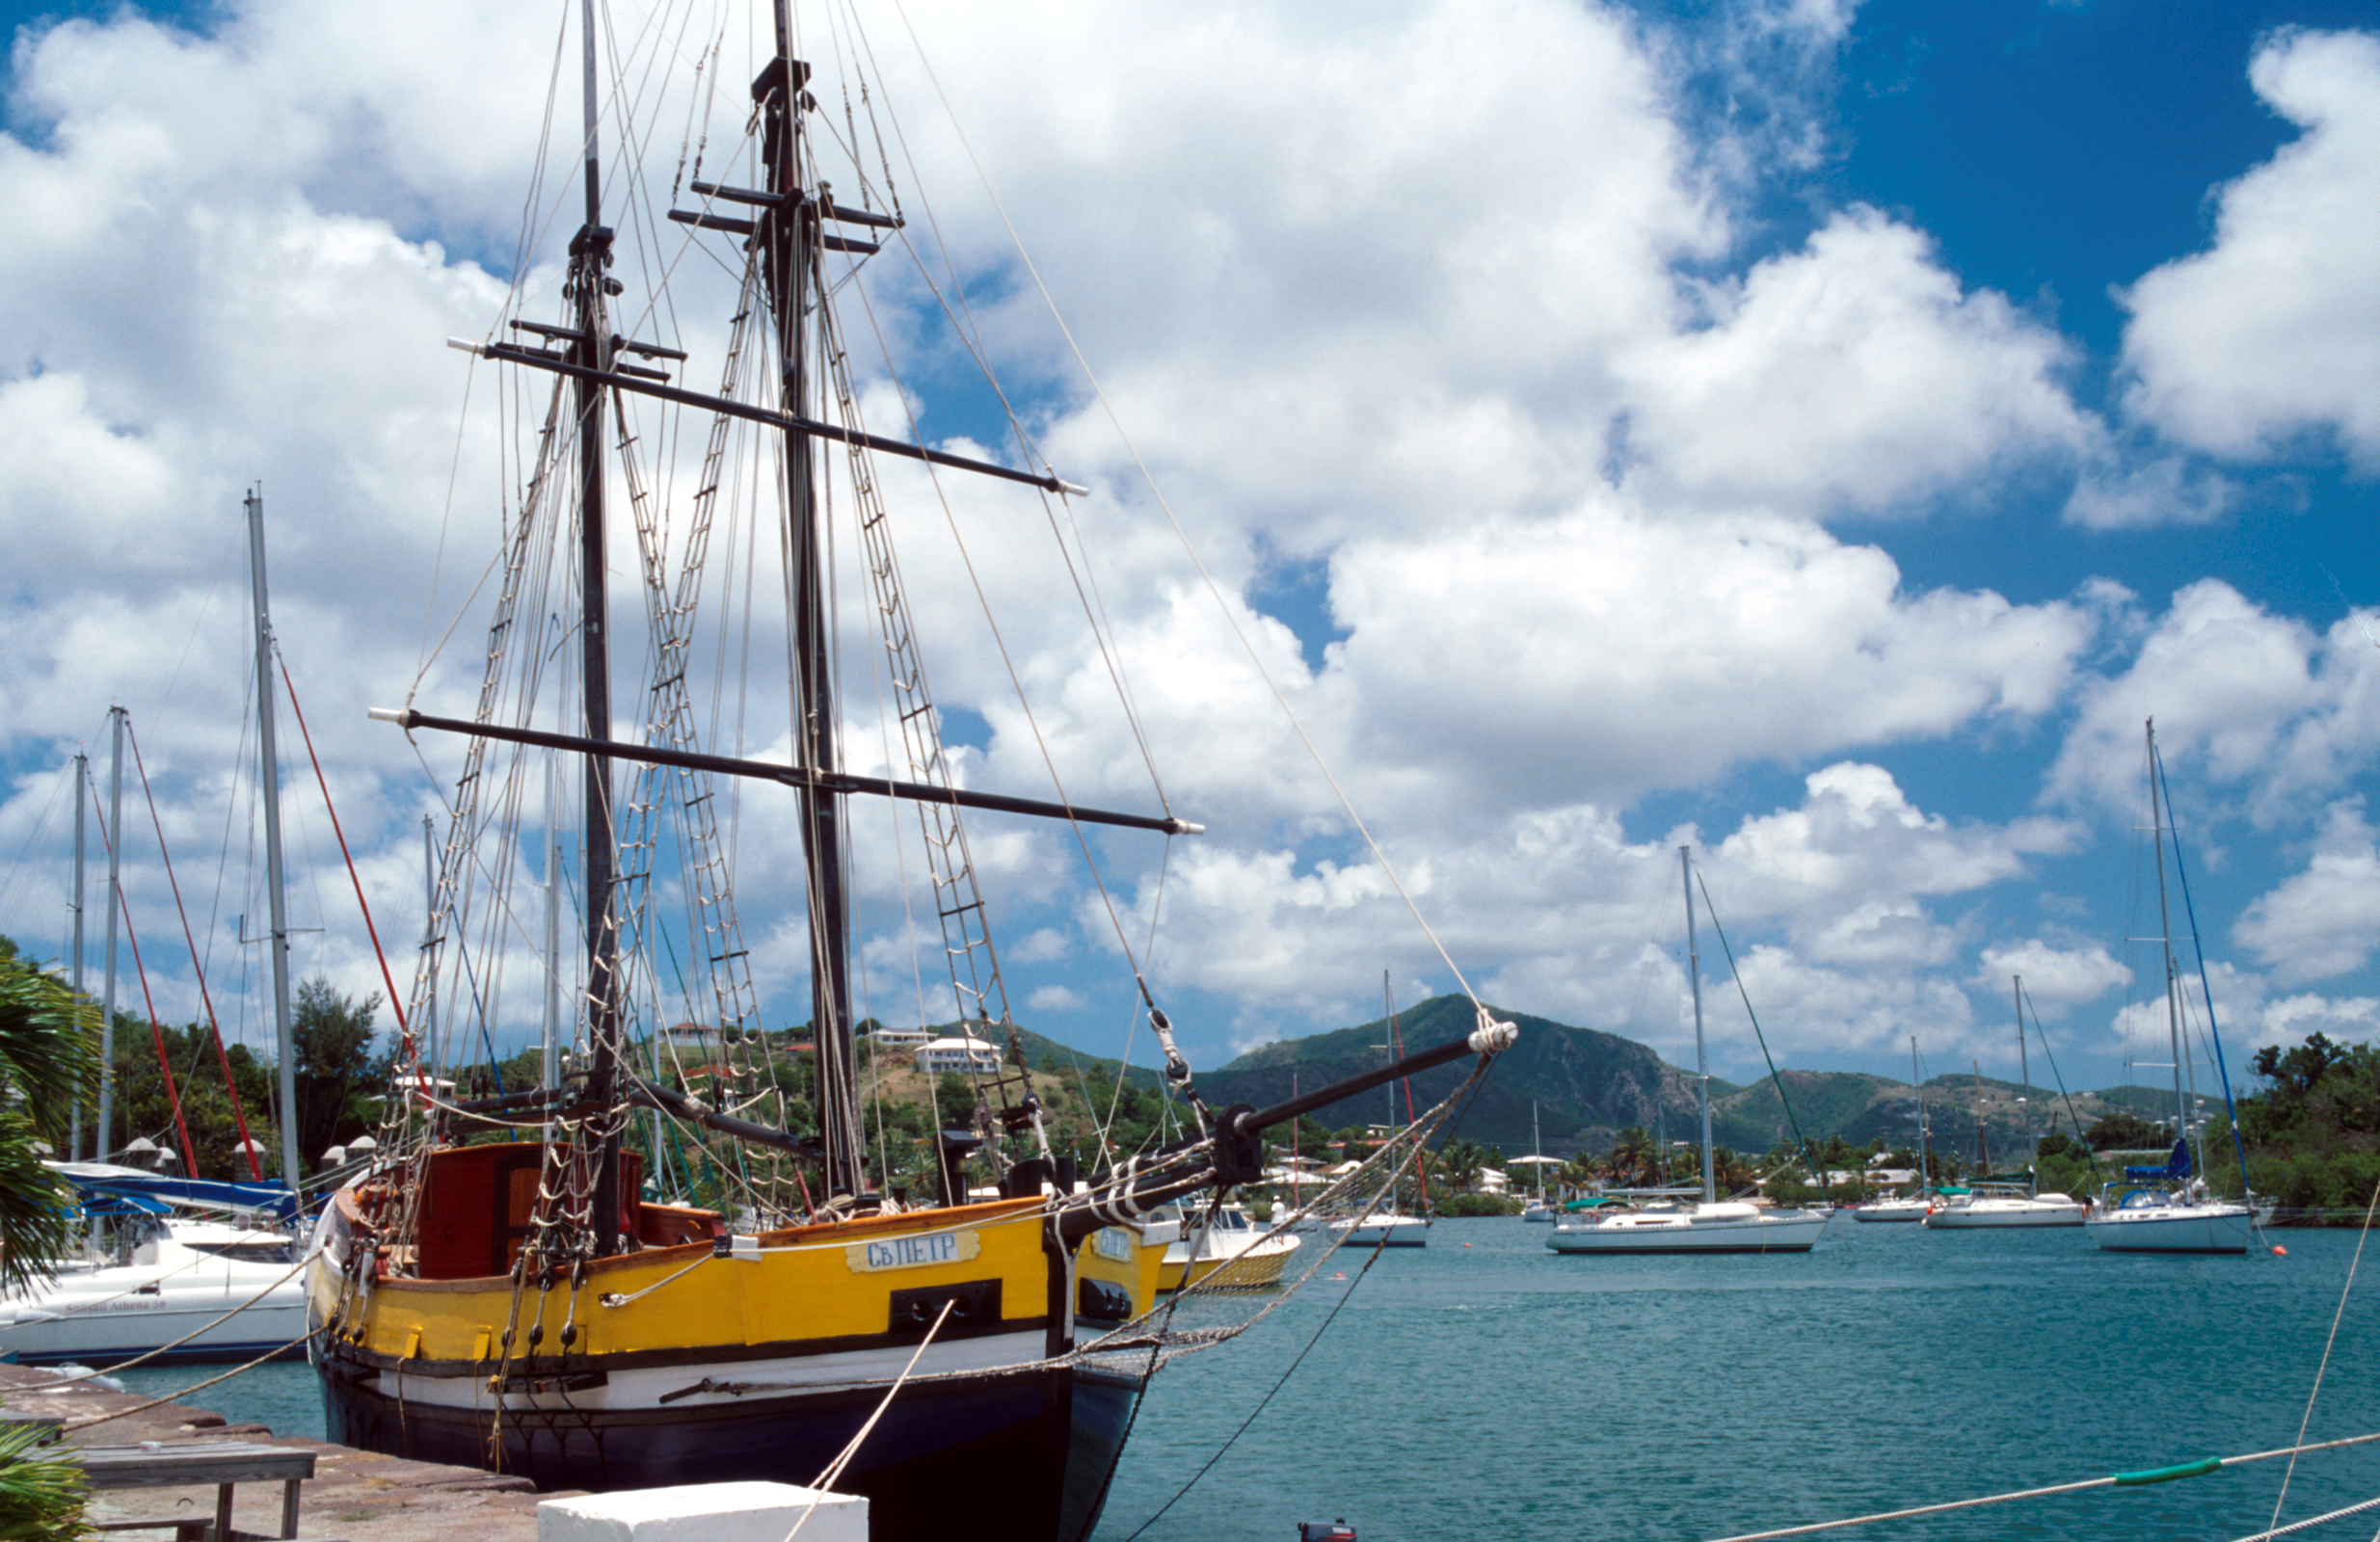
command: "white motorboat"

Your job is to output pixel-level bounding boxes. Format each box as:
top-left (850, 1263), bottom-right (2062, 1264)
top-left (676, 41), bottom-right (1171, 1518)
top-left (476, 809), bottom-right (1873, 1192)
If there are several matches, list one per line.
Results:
top-left (1923, 1184), bottom-right (2085, 1228)
top-left (1850, 1195), bottom-right (1932, 1223)
top-left (1521, 1199), bottom-right (1556, 1223)
top-left (1549, 846), bottom-right (1827, 1259)
top-left (1548, 1200), bottom-right (1828, 1254)
top-left (0, 1170), bottom-right (306, 1366)
top-left (1160, 1205), bottom-right (1301, 1289)
top-left (1331, 1211), bottom-right (1431, 1248)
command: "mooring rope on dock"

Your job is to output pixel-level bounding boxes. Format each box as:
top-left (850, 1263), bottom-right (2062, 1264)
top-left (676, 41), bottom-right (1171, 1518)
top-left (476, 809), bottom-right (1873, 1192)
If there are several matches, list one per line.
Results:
top-left (62, 1325), bottom-right (328, 1432)
top-left (1697, 1430), bottom-right (2380, 1542)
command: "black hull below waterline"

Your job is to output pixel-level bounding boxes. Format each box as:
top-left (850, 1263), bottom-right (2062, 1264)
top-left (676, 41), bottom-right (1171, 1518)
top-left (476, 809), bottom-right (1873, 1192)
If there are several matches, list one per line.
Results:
top-left (315, 1357), bottom-right (1144, 1542)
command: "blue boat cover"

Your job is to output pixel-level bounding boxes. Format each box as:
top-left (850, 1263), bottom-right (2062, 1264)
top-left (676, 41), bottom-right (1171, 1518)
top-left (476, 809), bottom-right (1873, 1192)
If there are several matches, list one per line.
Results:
top-left (74, 1192), bottom-right (175, 1218)
top-left (2124, 1138), bottom-right (2192, 1182)
top-left (64, 1172), bottom-right (299, 1221)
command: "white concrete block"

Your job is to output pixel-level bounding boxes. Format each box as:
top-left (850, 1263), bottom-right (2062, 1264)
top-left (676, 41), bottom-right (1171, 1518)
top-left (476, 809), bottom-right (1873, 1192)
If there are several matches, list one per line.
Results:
top-left (539, 1481), bottom-right (869, 1542)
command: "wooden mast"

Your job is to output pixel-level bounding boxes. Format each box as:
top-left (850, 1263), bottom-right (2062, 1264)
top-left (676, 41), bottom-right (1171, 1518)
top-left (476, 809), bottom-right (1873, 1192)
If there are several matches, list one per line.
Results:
top-left (761, 1), bottom-right (863, 1199)
top-left (569, 0), bottom-right (625, 1254)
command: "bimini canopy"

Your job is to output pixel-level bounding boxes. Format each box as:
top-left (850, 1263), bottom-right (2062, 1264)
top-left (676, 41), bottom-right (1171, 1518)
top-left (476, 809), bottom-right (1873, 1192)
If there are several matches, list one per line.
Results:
top-left (59, 1169), bottom-right (300, 1222)
top-left (2125, 1139), bottom-right (2192, 1183)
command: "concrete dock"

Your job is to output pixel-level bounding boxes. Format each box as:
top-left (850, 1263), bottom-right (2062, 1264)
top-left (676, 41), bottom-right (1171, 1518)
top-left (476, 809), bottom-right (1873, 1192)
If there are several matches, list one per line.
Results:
top-left (0, 1363), bottom-right (568, 1541)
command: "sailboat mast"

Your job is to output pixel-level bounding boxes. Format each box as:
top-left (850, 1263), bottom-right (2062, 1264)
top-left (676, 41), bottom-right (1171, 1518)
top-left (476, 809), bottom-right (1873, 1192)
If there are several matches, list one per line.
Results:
top-left (69, 752), bottom-right (86, 1161)
top-left (1681, 845), bottom-right (1713, 1205)
top-left (1533, 1101), bottom-right (1543, 1202)
top-left (97, 706), bottom-right (122, 1159)
top-left (2014, 973), bottom-right (2031, 1191)
top-left (247, 488), bottom-right (301, 1189)
top-left (2145, 719), bottom-right (2189, 1168)
top-left (762, 1), bottom-right (861, 1198)
top-left (1973, 1061), bottom-right (1988, 1174)
top-left (569, 0), bottom-right (626, 1252)
top-left (1911, 1035), bottom-right (1928, 1200)
top-left (420, 816), bottom-right (438, 1051)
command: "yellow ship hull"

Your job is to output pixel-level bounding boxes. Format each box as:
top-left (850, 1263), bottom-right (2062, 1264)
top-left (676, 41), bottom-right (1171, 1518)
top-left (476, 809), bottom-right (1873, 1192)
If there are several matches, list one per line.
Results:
top-left (307, 1147), bottom-right (1168, 1540)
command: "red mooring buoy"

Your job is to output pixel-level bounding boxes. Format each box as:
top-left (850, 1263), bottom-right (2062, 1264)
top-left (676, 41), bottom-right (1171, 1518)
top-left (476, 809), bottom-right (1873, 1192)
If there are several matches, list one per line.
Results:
top-left (2274, 1245), bottom-right (2288, 1256)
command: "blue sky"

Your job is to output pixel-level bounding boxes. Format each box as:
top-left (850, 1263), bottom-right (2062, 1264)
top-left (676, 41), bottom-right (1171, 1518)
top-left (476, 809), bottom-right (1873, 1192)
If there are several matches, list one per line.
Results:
top-left (2, 0), bottom-right (2377, 1109)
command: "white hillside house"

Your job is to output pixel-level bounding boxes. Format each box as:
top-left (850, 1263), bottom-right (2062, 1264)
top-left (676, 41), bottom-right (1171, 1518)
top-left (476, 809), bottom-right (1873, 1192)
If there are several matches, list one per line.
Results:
top-left (918, 1036), bottom-right (1002, 1075)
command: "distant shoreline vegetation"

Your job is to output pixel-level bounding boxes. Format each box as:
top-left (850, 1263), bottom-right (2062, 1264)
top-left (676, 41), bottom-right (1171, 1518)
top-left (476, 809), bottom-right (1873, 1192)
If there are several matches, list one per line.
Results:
top-left (2201, 1033), bottom-right (2380, 1225)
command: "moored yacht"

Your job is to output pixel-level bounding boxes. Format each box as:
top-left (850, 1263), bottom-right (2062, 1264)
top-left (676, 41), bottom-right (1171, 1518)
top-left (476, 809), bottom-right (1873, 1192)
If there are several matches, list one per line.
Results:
top-left (1849, 1195), bottom-right (1931, 1223)
top-left (1548, 847), bottom-right (1827, 1259)
top-left (1547, 1199), bottom-right (1827, 1254)
top-left (1331, 1210), bottom-right (1431, 1248)
top-left (1160, 1205), bottom-right (1301, 1289)
top-left (0, 1167), bottom-right (304, 1366)
top-left (2082, 723), bottom-right (2254, 1258)
top-left (1923, 1183), bottom-right (2085, 1228)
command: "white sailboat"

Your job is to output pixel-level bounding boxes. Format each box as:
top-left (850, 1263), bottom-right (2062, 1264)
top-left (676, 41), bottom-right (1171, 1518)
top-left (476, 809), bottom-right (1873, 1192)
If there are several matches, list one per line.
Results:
top-left (1548, 847), bottom-right (1827, 1256)
top-left (1923, 1183), bottom-right (2085, 1229)
top-left (1331, 980), bottom-right (1432, 1247)
top-left (1926, 990), bottom-right (2084, 1229)
top-left (2084, 721), bottom-right (2252, 1256)
top-left (5, 499), bottom-right (311, 1368)
top-left (1520, 1103), bottom-right (1556, 1221)
top-left (1853, 1037), bottom-right (1934, 1222)
top-left (0, 1166), bottom-right (305, 1366)
top-left (1330, 1212), bottom-right (1431, 1248)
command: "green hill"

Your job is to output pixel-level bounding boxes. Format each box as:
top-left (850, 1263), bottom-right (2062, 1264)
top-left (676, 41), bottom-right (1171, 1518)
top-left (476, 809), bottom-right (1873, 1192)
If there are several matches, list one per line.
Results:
top-left (1196, 996), bottom-right (1712, 1156)
top-left (936, 1005), bottom-right (2179, 1165)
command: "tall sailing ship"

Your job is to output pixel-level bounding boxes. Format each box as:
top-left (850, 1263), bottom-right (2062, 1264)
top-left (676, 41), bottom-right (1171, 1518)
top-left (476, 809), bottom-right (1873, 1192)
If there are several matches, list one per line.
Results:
top-left (305, 4), bottom-right (1514, 1538)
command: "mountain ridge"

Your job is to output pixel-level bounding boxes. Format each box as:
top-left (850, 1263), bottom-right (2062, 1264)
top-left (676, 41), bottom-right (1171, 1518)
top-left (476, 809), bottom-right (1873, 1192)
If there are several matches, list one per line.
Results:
top-left (984, 998), bottom-right (2178, 1158)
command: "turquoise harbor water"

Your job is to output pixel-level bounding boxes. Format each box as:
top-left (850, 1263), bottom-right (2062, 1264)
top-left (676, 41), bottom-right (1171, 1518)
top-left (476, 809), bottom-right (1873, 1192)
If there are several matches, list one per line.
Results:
top-left (97, 1215), bottom-right (2380, 1541)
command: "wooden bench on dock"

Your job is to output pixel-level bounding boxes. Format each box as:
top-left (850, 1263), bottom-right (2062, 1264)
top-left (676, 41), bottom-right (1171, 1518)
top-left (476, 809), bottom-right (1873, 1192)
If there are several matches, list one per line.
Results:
top-left (67, 1439), bottom-right (320, 1542)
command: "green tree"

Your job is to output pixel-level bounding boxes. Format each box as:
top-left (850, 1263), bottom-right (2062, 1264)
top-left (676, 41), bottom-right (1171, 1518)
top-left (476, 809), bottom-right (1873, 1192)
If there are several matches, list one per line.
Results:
top-left (291, 977), bottom-right (382, 1173)
top-left (0, 946), bottom-right (100, 1293)
top-left (1606, 1125), bottom-right (1654, 1185)
top-left (933, 1072), bottom-right (976, 1131)
top-left (2086, 1109), bottom-right (2174, 1152)
top-left (1714, 1145), bottom-right (1753, 1195)
top-left (0, 1420), bottom-right (86, 1542)
top-left (109, 1021), bottom-right (280, 1180)
top-left (1431, 1135), bottom-right (1486, 1194)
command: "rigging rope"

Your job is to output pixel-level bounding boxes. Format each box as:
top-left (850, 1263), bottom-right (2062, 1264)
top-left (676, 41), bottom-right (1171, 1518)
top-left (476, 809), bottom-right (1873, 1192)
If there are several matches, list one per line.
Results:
top-left (1694, 869), bottom-right (1821, 1184)
top-left (1698, 1430), bottom-right (2380, 1542)
top-left (2016, 978), bottom-right (2095, 1157)
top-left (125, 722), bottom-right (261, 1180)
top-left (2227, 1489), bottom-right (2380, 1542)
top-left (89, 791), bottom-right (198, 1175)
top-left (2263, 1176), bottom-right (2380, 1533)
top-left (45, 1249), bottom-right (314, 1396)
top-left (887, 0), bottom-right (1484, 1012)
top-left (1106, 1057), bottom-right (1498, 1542)
top-left (2155, 737), bottom-right (2259, 1206)
top-left (278, 660), bottom-right (412, 1054)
